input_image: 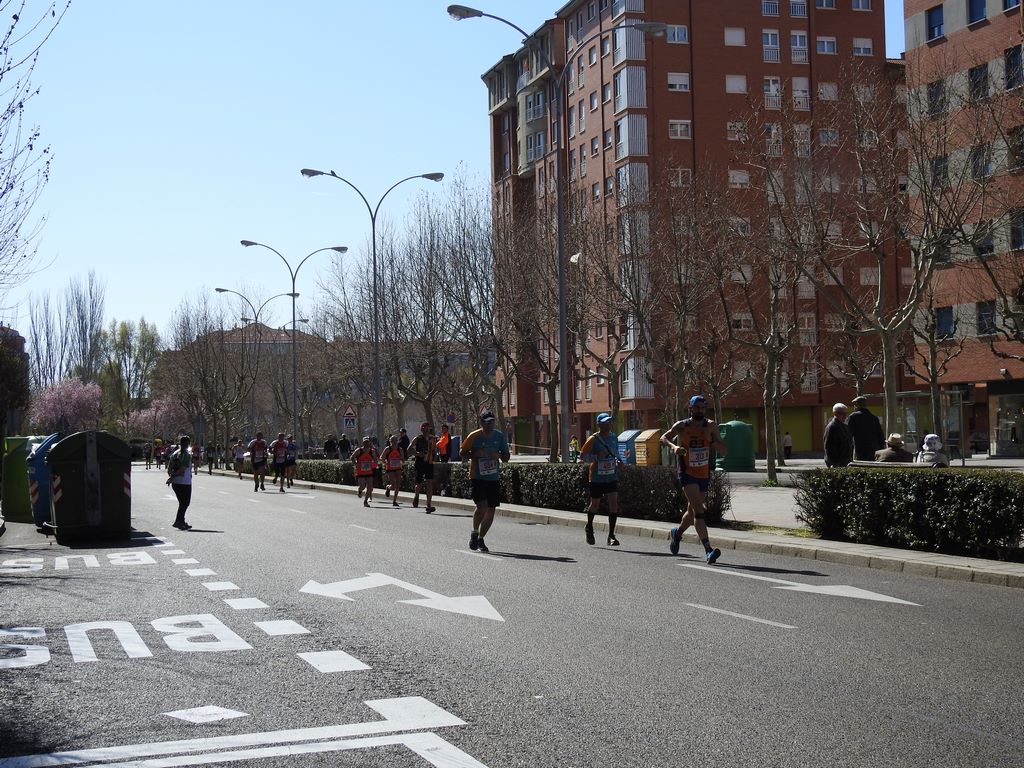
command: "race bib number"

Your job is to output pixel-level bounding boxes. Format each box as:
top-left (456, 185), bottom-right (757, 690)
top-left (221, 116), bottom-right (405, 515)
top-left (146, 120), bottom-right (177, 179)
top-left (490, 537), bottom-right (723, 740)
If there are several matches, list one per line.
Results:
top-left (688, 447), bottom-right (709, 467)
top-left (387, 457), bottom-right (402, 471)
top-left (477, 459), bottom-right (498, 477)
top-left (597, 458), bottom-right (616, 476)
top-left (358, 461), bottom-right (372, 473)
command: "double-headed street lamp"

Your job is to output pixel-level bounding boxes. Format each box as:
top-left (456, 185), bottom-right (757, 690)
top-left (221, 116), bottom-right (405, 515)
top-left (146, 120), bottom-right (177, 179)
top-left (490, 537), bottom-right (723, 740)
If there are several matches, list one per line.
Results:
top-left (448, 5), bottom-right (665, 462)
top-left (236, 242), bottom-right (348, 448)
top-left (299, 168), bottom-right (444, 440)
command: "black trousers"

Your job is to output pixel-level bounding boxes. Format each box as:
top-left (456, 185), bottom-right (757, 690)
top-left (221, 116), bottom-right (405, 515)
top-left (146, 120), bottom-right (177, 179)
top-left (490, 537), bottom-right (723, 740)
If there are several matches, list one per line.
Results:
top-left (172, 483), bottom-right (192, 524)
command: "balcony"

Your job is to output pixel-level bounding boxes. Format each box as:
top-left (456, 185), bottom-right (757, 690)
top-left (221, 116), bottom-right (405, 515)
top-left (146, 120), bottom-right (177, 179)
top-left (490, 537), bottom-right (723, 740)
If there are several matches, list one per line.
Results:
top-left (790, 1), bottom-right (807, 16)
top-left (763, 47), bottom-right (781, 63)
top-left (762, 0), bottom-right (780, 14)
top-left (764, 94), bottom-right (782, 110)
top-left (766, 140), bottom-right (783, 157)
top-left (793, 95), bottom-right (811, 110)
top-left (792, 48), bottom-right (808, 63)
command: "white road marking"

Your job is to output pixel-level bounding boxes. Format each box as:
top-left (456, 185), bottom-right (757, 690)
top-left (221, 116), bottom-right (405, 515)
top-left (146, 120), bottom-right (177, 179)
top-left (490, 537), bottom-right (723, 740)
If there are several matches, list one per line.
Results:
top-left (457, 550), bottom-right (502, 562)
top-left (254, 620), bottom-right (309, 636)
top-left (224, 598), bottom-right (268, 610)
top-left (218, 491), bottom-right (229, 495)
top-left (288, 508), bottom-right (307, 515)
top-left (349, 524), bottom-right (376, 532)
top-left (162, 706), bottom-right (248, 724)
top-left (679, 564), bottom-right (920, 605)
top-left (247, 499), bottom-right (260, 505)
top-left (184, 569), bottom-right (216, 577)
top-left (297, 649), bottom-right (371, 673)
top-left (160, 550), bottom-right (186, 556)
top-left (686, 603), bottom-right (796, 629)
top-left (201, 582), bottom-right (240, 592)
top-left (171, 559), bottom-right (199, 565)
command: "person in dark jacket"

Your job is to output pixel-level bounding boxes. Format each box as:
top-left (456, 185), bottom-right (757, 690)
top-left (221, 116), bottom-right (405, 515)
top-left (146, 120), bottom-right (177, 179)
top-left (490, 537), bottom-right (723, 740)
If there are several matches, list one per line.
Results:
top-left (846, 395), bottom-right (885, 461)
top-left (823, 403), bottom-right (853, 467)
top-left (875, 433), bottom-right (915, 462)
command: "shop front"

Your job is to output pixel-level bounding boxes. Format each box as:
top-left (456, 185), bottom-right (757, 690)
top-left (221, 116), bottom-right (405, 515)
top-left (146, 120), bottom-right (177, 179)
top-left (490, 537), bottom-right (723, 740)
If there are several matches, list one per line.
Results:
top-left (988, 381), bottom-right (1024, 458)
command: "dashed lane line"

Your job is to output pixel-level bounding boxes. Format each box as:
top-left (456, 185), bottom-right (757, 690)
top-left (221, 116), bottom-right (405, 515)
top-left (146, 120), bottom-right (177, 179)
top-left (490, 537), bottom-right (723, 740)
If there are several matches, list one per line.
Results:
top-left (685, 603), bottom-right (796, 629)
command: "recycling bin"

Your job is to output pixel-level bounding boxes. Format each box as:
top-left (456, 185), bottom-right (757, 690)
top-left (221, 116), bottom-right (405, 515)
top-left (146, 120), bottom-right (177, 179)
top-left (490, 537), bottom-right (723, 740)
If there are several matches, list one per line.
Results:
top-left (717, 420), bottom-right (756, 471)
top-left (28, 433), bottom-right (62, 528)
top-left (633, 429), bottom-right (663, 466)
top-left (46, 431), bottom-right (132, 542)
top-left (617, 429), bottom-right (641, 464)
top-left (1, 436), bottom-right (38, 523)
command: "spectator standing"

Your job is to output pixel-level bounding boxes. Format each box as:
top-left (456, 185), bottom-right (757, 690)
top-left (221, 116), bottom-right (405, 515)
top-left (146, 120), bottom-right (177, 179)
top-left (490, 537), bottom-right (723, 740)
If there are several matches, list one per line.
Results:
top-left (324, 435), bottom-right (339, 460)
top-left (397, 428), bottom-right (410, 458)
top-left (875, 433), bottom-right (915, 462)
top-left (846, 395), bottom-right (885, 462)
top-left (782, 432), bottom-right (793, 460)
top-left (436, 424), bottom-right (452, 463)
top-left (166, 435), bottom-right (194, 530)
top-left (823, 403), bottom-right (853, 467)
top-left (338, 434), bottom-right (351, 457)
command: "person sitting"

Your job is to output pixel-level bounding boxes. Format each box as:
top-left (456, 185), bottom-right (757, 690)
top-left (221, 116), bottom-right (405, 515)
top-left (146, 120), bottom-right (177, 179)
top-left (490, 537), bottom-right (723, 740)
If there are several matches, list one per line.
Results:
top-left (874, 433), bottom-right (915, 463)
top-left (915, 433), bottom-right (950, 467)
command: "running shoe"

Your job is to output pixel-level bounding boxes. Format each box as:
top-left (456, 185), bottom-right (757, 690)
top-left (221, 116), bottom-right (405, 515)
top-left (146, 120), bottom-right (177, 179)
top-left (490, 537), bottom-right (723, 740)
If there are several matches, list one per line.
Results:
top-left (279, 487), bottom-right (285, 493)
top-left (412, 495), bottom-right (419, 508)
top-left (425, 506), bottom-right (435, 514)
top-left (705, 548), bottom-right (721, 564)
top-left (607, 534), bottom-right (620, 547)
top-left (385, 486), bottom-right (391, 498)
top-left (260, 485), bottom-right (266, 491)
top-left (585, 525), bottom-right (595, 546)
top-left (363, 498), bottom-right (369, 507)
top-left (357, 486), bottom-right (363, 498)
top-left (669, 527), bottom-right (681, 555)
top-left (469, 531), bottom-right (479, 551)
top-left (392, 501), bottom-right (400, 508)
top-left (477, 537), bottom-right (489, 553)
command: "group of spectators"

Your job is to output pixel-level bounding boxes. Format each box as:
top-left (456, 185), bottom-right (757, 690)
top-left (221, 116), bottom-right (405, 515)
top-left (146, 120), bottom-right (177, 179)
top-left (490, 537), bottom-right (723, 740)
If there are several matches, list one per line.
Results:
top-left (823, 396), bottom-right (950, 468)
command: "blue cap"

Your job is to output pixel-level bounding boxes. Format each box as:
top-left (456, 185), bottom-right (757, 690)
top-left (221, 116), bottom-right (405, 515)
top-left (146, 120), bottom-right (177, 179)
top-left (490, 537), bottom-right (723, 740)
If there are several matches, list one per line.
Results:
top-left (597, 412), bottom-right (612, 424)
top-left (689, 395), bottom-right (707, 407)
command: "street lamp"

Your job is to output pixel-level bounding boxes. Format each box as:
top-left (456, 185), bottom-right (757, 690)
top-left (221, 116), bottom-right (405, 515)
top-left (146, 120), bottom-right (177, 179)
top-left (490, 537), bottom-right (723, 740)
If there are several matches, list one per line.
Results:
top-left (236, 242), bottom-right (348, 448)
top-left (448, 5), bottom-right (665, 462)
top-left (214, 288), bottom-right (298, 433)
top-left (300, 168), bottom-right (444, 440)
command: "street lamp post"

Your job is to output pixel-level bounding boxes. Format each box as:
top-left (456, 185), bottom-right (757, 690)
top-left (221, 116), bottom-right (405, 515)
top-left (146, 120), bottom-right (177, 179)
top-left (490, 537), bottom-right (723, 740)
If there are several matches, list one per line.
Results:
top-left (448, 5), bottom-right (665, 462)
top-left (236, 243), bottom-right (348, 449)
top-left (213, 288), bottom-right (299, 433)
top-left (300, 169), bottom-right (444, 441)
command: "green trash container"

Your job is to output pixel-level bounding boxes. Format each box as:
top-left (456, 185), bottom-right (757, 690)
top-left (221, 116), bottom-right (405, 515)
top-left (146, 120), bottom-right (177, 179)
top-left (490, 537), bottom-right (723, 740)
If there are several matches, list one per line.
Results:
top-left (717, 420), bottom-right (756, 471)
top-left (45, 431), bottom-right (132, 542)
top-left (2, 436), bottom-right (40, 523)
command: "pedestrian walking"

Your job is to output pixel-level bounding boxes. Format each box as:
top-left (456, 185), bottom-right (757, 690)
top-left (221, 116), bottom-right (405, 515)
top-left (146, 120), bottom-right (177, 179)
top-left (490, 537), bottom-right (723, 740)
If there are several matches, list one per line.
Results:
top-left (460, 410), bottom-right (510, 554)
top-left (166, 435), bottom-right (194, 530)
top-left (410, 422), bottom-right (436, 513)
top-left (847, 395), bottom-right (885, 462)
top-left (662, 395), bottom-right (728, 564)
top-left (143, 442), bottom-right (153, 470)
top-left (823, 403), bottom-right (853, 468)
top-left (381, 435), bottom-right (405, 508)
top-left (248, 431), bottom-right (269, 491)
top-left (338, 434), bottom-right (351, 456)
top-left (782, 432), bottom-right (793, 460)
top-left (285, 434), bottom-right (298, 487)
top-left (352, 436), bottom-right (378, 506)
top-left (875, 433), bottom-right (915, 462)
top-left (581, 413), bottom-right (622, 546)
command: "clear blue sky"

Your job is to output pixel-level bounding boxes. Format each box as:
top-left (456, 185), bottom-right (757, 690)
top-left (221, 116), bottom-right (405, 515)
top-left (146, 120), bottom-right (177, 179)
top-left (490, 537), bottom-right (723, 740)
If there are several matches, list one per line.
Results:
top-left (1, 1), bottom-right (907, 338)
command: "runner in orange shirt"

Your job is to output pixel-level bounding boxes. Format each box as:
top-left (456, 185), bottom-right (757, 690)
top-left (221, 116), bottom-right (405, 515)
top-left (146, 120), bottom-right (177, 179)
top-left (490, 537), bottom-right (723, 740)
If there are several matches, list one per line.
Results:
top-left (381, 434), bottom-right (406, 508)
top-left (351, 436), bottom-right (378, 507)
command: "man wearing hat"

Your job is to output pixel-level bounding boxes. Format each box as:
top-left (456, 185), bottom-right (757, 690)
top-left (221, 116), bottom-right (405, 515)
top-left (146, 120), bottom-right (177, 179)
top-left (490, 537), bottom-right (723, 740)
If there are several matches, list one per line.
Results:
top-left (580, 413), bottom-right (622, 546)
top-left (460, 410), bottom-right (510, 553)
top-left (823, 403), bottom-right (853, 467)
top-left (875, 433), bottom-right (915, 462)
top-left (846, 395), bottom-right (885, 462)
top-left (660, 395), bottom-right (728, 564)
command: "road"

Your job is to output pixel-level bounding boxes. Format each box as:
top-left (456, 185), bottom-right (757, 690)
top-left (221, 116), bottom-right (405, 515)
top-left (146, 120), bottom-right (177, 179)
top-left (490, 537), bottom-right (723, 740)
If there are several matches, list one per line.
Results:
top-left (2, 469), bottom-right (1022, 767)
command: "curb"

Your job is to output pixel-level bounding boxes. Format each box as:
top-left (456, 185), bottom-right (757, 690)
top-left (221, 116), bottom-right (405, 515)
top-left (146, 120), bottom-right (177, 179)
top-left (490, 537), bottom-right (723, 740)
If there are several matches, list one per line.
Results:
top-left (205, 468), bottom-right (1024, 590)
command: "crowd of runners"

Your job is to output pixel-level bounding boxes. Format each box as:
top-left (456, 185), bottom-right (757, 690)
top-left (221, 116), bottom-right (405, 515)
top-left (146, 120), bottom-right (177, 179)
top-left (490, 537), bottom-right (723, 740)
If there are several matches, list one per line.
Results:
top-left (161, 395), bottom-right (726, 562)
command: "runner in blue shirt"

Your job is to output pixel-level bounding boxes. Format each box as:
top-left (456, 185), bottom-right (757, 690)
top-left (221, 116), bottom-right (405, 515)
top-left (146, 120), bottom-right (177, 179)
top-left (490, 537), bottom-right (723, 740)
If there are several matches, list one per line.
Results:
top-left (580, 413), bottom-right (622, 546)
top-left (460, 410), bottom-right (510, 553)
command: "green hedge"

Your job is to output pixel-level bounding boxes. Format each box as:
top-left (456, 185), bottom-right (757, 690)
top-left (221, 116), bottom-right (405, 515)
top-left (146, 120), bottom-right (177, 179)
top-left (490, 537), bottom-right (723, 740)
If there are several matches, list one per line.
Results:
top-left (291, 460), bottom-right (730, 525)
top-left (794, 468), bottom-right (1024, 560)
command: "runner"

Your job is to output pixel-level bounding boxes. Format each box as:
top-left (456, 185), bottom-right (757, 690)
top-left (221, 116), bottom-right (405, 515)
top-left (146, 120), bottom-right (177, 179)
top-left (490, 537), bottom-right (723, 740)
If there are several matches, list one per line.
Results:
top-left (660, 395), bottom-right (728, 564)
top-left (351, 436), bottom-right (378, 507)
top-left (270, 432), bottom-right (289, 492)
top-left (248, 431), bottom-right (269, 492)
top-left (143, 442), bottom-right (153, 470)
top-left (381, 435), bottom-right (406, 508)
top-left (231, 437), bottom-right (247, 479)
top-left (460, 410), bottom-right (510, 553)
top-left (580, 412), bottom-right (622, 546)
top-left (284, 435), bottom-right (298, 488)
top-left (410, 422), bottom-right (436, 513)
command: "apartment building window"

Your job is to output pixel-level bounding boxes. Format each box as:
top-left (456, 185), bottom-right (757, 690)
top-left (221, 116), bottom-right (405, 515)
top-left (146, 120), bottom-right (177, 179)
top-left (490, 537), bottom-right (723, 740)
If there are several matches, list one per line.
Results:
top-left (792, 77), bottom-right (810, 109)
top-left (970, 143), bottom-right (993, 179)
top-left (857, 129), bottom-right (878, 148)
top-left (818, 81), bottom-right (838, 100)
top-left (935, 306), bottom-right (956, 338)
top-left (568, 106), bottom-right (576, 137)
top-left (852, 0), bottom-right (871, 8)
top-left (591, 137), bottom-right (599, 156)
top-left (898, 174), bottom-right (909, 193)
top-left (791, 1), bottom-right (808, 15)
top-left (763, 30), bottom-right (780, 61)
top-left (926, 5), bottom-right (944, 40)
top-left (731, 312), bottom-right (754, 331)
top-left (799, 313), bottom-right (817, 345)
top-left (605, 175), bottom-right (614, 194)
top-left (973, 220), bottom-right (995, 257)
top-left (731, 217), bottom-right (753, 237)
top-left (801, 368), bottom-right (819, 394)
top-left (1006, 0), bottom-right (1022, 8)
top-left (590, 91), bottom-right (598, 110)
top-left (1008, 126), bottom-right (1024, 169)
top-left (977, 301), bottom-right (997, 335)
top-left (727, 74), bottom-right (748, 94)
top-left (578, 99), bottom-right (586, 132)
top-left (729, 169), bottom-right (751, 188)
top-left (577, 55), bottom-right (585, 88)
top-left (601, 36), bottom-right (611, 56)
top-left (927, 80), bottom-right (946, 115)
top-left (791, 32), bottom-right (808, 63)
top-left (859, 267), bottom-right (880, 286)
top-left (816, 36), bottom-right (837, 54)
top-left (585, 375), bottom-right (592, 401)
top-left (669, 120), bottom-right (692, 139)
top-left (613, 70), bottom-right (625, 112)
top-left (668, 72), bottom-right (691, 92)
top-left (855, 84), bottom-right (875, 102)
top-left (763, 0), bottom-right (780, 15)
top-left (602, 83), bottom-right (611, 103)
top-left (727, 121), bottom-right (747, 141)
top-left (724, 27), bottom-right (746, 46)
top-left (816, 0), bottom-right (836, 7)
top-left (852, 37), bottom-right (873, 56)
top-left (764, 76), bottom-right (782, 109)
top-left (1011, 209), bottom-right (1024, 250)
top-left (592, 182), bottom-right (601, 201)
top-left (968, 0), bottom-right (986, 24)
top-left (731, 265), bottom-right (754, 283)
top-left (603, 128), bottom-right (612, 148)
top-left (667, 25), bottom-right (689, 43)
top-left (589, 45), bottom-right (598, 65)
top-left (969, 64), bottom-right (990, 100)
top-left (669, 168), bottom-right (693, 187)
top-left (579, 144), bottom-right (587, 175)
top-left (1006, 45), bottom-right (1023, 89)
top-left (795, 124), bottom-right (811, 156)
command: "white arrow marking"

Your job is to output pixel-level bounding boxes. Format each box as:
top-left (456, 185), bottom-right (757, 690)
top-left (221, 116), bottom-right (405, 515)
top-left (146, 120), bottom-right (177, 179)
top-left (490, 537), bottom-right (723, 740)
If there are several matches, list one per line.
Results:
top-left (680, 564), bottom-right (919, 605)
top-left (301, 572), bottom-right (505, 621)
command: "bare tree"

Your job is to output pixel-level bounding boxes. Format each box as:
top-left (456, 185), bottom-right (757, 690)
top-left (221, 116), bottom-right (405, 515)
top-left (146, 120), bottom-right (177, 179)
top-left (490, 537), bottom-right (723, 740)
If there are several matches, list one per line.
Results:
top-left (64, 271), bottom-right (106, 384)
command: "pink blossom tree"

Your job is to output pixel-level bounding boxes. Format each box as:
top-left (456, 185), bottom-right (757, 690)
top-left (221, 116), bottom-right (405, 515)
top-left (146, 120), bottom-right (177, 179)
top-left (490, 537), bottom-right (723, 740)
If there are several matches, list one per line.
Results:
top-left (125, 395), bottom-right (188, 439)
top-left (28, 380), bottom-right (102, 433)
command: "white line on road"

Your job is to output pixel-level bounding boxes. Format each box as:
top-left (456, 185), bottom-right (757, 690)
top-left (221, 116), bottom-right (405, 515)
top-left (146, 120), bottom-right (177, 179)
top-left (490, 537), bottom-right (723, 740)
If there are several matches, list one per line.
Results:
top-left (349, 525), bottom-right (376, 532)
top-left (254, 620), bottom-right (309, 636)
top-left (685, 603), bottom-right (796, 629)
top-left (171, 559), bottom-right (199, 565)
top-left (289, 508), bottom-right (307, 515)
top-left (185, 569), bottom-right (217, 577)
top-left (160, 550), bottom-right (186, 556)
top-left (298, 649), bottom-right (371, 673)
top-left (224, 598), bottom-right (268, 610)
top-left (456, 550), bottom-right (502, 562)
top-left (202, 582), bottom-right (240, 592)
top-left (218, 491), bottom-right (229, 495)
top-left (247, 499), bottom-right (260, 504)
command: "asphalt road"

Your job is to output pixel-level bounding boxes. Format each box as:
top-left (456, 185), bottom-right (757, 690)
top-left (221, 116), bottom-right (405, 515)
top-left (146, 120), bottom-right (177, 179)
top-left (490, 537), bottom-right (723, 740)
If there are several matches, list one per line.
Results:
top-left (2, 469), bottom-right (1022, 767)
